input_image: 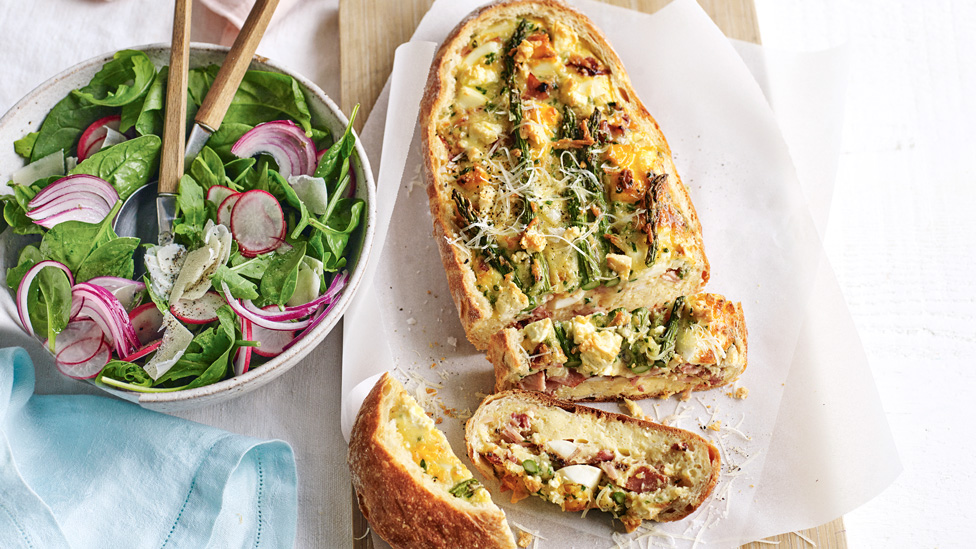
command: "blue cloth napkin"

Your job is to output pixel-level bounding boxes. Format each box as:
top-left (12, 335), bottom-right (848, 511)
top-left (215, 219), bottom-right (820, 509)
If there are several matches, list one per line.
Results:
top-left (0, 347), bottom-right (297, 548)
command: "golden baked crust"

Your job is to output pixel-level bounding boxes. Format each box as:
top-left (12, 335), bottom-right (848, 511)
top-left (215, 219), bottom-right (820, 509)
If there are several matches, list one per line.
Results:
top-left (465, 390), bottom-right (721, 530)
top-left (348, 373), bottom-right (517, 549)
top-left (490, 293), bottom-right (747, 401)
top-left (421, 0), bottom-right (709, 351)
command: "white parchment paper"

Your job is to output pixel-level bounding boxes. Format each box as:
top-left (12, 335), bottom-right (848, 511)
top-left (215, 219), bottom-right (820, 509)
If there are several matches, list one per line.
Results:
top-left (342, 0), bottom-right (900, 546)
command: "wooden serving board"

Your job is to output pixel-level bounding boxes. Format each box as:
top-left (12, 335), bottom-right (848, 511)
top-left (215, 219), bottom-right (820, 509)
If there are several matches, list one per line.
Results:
top-left (338, 0), bottom-right (846, 546)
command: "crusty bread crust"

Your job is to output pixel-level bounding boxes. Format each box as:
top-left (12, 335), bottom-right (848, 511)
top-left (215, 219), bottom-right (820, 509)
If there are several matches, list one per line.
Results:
top-left (420, 0), bottom-right (709, 351)
top-left (490, 295), bottom-right (748, 401)
top-left (465, 390), bottom-right (721, 524)
top-left (348, 373), bottom-right (517, 549)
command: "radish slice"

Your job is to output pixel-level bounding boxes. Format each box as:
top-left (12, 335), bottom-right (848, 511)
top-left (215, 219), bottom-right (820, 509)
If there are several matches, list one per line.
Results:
top-left (217, 193), bottom-right (243, 227)
top-left (129, 302), bottom-right (164, 346)
top-left (12, 150), bottom-right (64, 186)
top-left (234, 316), bottom-right (253, 376)
top-left (231, 120), bottom-right (316, 179)
top-left (121, 340), bottom-right (162, 362)
top-left (16, 260), bottom-right (74, 337)
top-left (207, 185), bottom-right (237, 209)
top-left (48, 318), bottom-right (103, 363)
top-left (252, 305), bottom-right (297, 357)
top-left (230, 190), bottom-right (285, 257)
top-left (29, 174), bottom-right (118, 212)
top-left (87, 277), bottom-right (145, 311)
top-left (57, 336), bottom-right (106, 366)
top-left (57, 341), bottom-right (111, 380)
top-left (170, 291), bottom-right (224, 324)
top-left (77, 115), bottom-right (122, 161)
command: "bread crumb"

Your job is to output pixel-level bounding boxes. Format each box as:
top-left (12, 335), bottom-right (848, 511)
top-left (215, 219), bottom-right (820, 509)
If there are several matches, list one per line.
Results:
top-left (447, 336), bottom-right (458, 348)
top-left (707, 420), bottom-right (722, 432)
top-left (406, 317), bottom-right (417, 325)
top-left (730, 387), bottom-right (749, 399)
top-left (517, 531), bottom-right (533, 548)
top-left (619, 398), bottom-right (645, 419)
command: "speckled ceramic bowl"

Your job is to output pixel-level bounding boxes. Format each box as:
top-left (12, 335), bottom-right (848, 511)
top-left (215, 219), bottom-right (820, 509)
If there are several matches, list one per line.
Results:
top-left (0, 44), bottom-right (374, 411)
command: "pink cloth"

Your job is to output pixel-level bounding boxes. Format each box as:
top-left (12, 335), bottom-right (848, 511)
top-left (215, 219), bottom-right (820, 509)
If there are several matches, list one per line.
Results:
top-left (198, 0), bottom-right (301, 29)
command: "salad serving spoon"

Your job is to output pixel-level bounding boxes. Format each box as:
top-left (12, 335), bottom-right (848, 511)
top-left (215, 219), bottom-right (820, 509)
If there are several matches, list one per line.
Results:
top-left (115, 0), bottom-right (280, 272)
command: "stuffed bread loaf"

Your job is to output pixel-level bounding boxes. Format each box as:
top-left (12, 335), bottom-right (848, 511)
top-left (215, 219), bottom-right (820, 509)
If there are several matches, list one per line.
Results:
top-left (348, 373), bottom-right (517, 549)
top-left (421, 0), bottom-right (711, 352)
top-left (465, 390), bottom-right (721, 531)
top-left (490, 292), bottom-right (747, 401)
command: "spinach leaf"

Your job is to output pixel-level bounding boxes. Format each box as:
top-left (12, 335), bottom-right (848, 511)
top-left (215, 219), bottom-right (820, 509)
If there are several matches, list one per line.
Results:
top-left (224, 157), bottom-right (256, 189)
top-left (14, 132), bottom-right (38, 159)
top-left (207, 123), bottom-right (252, 161)
top-left (156, 306), bottom-right (235, 387)
top-left (189, 146), bottom-right (229, 190)
top-left (38, 266), bottom-right (72, 350)
top-left (121, 65), bottom-right (167, 136)
top-left (309, 127), bottom-right (332, 150)
top-left (39, 201), bottom-right (121, 272)
top-left (70, 134), bottom-right (161, 200)
top-left (2, 197), bottom-right (43, 236)
top-left (97, 360), bottom-right (153, 388)
top-left (6, 245), bottom-right (43, 290)
top-left (259, 241), bottom-right (306, 306)
top-left (73, 50), bottom-right (156, 107)
top-left (225, 71), bottom-right (312, 133)
top-left (309, 198), bottom-right (363, 272)
top-left (182, 306), bottom-right (237, 389)
top-left (173, 174), bottom-right (207, 246)
top-left (186, 66), bottom-right (311, 134)
top-left (30, 93), bottom-right (115, 161)
top-left (75, 237), bottom-right (140, 282)
top-left (267, 169), bottom-right (311, 238)
top-left (187, 65), bottom-right (220, 107)
top-left (313, 104), bottom-right (358, 184)
top-left (211, 253), bottom-right (272, 301)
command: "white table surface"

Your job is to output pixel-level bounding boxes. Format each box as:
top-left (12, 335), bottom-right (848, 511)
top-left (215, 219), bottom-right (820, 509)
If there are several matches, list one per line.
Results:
top-left (1, 1), bottom-right (973, 547)
top-left (754, 0), bottom-right (976, 547)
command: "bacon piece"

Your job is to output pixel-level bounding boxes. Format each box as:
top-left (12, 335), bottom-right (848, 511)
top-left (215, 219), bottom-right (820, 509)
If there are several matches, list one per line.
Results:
top-left (523, 73), bottom-right (552, 100)
top-left (519, 371), bottom-right (546, 392)
top-left (501, 424), bottom-right (524, 444)
top-left (546, 368), bottom-right (587, 389)
top-left (552, 119), bottom-right (595, 150)
top-left (625, 466), bottom-right (667, 493)
top-left (484, 452), bottom-right (504, 466)
top-left (590, 449), bottom-right (615, 463)
top-left (567, 55), bottom-right (609, 76)
top-left (512, 413), bottom-right (531, 429)
top-left (599, 461), bottom-right (626, 483)
top-left (527, 32), bottom-right (556, 59)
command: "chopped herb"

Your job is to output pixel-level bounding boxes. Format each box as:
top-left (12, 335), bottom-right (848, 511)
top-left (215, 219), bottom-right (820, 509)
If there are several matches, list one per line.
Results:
top-left (420, 459), bottom-right (427, 471)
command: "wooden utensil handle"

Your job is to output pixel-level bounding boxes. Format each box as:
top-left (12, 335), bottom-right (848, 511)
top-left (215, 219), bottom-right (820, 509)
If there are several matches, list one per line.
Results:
top-left (195, 0), bottom-right (280, 132)
top-left (159, 0), bottom-right (192, 194)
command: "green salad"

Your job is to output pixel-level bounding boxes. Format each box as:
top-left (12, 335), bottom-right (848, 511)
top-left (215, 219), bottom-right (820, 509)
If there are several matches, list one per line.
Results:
top-left (1, 49), bottom-right (364, 391)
